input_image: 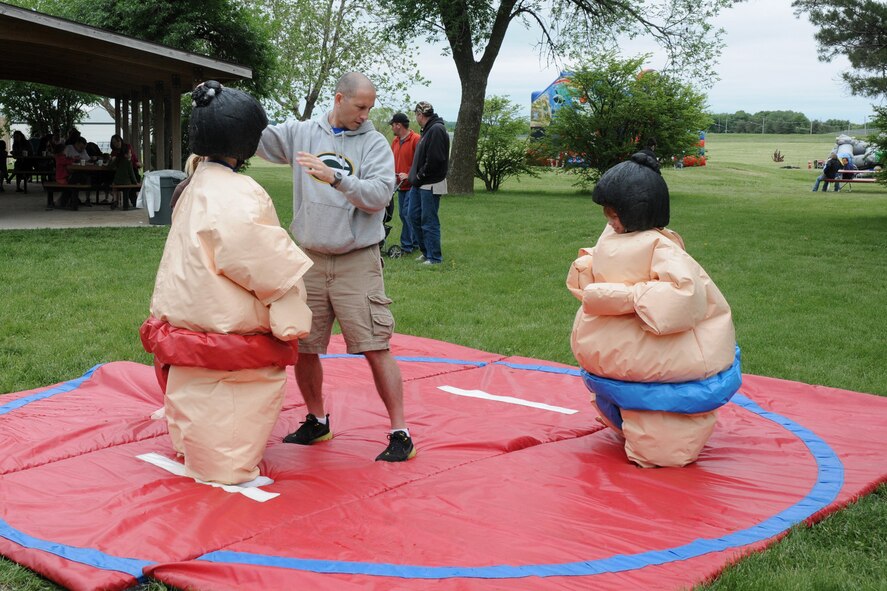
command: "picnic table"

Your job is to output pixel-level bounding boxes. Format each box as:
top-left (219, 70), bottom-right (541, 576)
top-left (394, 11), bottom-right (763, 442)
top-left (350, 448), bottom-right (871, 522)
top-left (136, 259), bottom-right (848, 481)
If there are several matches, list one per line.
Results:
top-left (834, 170), bottom-right (880, 193)
top-left (9, 155), bottom-right (53, 192)
top-left (42, 162), bottom-right (141, 210)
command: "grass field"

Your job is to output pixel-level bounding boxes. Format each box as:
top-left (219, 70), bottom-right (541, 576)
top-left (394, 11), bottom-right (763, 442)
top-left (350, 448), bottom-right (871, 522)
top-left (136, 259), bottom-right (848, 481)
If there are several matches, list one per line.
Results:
top-left (0, 133), bottom-right (885, 590)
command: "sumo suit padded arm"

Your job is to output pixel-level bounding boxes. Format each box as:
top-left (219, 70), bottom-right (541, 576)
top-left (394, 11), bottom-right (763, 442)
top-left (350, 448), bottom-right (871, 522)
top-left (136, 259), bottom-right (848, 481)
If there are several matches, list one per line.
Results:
top-left (569, 238), bottom-right (708, 334)
top-left (566, 249), bottom-right (595, 300)
top-left (567, 249), bottom-right (636, 317)
top-left (630, 240), bottom-right (708, 335)
top-left (268, 281), bottom-right (312, 341)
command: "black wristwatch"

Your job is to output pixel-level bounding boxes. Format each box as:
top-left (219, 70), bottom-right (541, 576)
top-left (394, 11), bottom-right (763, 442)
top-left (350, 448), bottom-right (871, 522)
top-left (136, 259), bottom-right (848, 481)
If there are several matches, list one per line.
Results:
top-left (330, 170), bottom-right (344, 188)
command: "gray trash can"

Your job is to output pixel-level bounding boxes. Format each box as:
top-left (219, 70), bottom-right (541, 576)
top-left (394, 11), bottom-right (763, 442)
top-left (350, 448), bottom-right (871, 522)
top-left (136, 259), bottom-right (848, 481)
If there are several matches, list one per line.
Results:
top-left (140, 170), bottom-right (186, 225)
top-left (148, 175), bottom-right (182, 226)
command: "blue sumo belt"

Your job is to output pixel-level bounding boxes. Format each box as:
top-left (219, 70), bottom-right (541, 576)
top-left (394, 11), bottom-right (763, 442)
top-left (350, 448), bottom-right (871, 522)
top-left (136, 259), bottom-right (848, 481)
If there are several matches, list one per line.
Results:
top-left (582, 346), bottom-right (742, 429)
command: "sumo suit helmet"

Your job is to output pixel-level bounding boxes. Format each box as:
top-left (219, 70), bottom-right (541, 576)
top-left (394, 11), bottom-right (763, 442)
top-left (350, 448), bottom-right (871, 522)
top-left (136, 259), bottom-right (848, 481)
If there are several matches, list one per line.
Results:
top-left (592, 152), bottom-right (669, 232)
top-left (189, 80), bottom-right (267, 165)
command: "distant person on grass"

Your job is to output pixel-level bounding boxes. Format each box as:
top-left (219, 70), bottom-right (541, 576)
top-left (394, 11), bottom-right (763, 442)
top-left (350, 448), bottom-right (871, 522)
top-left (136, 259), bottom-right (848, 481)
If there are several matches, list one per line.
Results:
top-left (256, 71), bottom-right (416, 462)
top-left (567, 152), bottom-right (741, 468)
top-left (835, 156), bottom-right (857, 191)
top-left (408, 100), bottom-right (449, 265)
top-left (140, 80), bottom-right (313, 485)
top-left (389, 112), bottom-right (420, 254)
top-left (813, 153), bottom-right (841, 192)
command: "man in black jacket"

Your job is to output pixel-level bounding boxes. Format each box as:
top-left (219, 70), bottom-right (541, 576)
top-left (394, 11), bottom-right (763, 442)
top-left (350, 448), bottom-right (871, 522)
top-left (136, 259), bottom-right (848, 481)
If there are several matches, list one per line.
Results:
top-left (408, 101), bottom-right (450, 265)
top-left (817, 153), bottom-right (842, 192)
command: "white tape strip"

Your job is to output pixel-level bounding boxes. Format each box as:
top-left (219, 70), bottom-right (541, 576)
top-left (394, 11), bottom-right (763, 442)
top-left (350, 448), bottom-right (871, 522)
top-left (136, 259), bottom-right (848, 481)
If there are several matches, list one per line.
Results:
top-left (136, 452), bottom-right (279, 502)
top-left (437, 385), bottom-right (578, 415)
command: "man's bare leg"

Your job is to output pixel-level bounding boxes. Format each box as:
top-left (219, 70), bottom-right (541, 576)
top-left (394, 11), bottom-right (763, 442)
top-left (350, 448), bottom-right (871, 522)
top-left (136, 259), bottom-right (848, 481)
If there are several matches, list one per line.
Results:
top-left (294, 353), bottom-right (325, 416)
top-left (363, 349), bottom-right (405, 430)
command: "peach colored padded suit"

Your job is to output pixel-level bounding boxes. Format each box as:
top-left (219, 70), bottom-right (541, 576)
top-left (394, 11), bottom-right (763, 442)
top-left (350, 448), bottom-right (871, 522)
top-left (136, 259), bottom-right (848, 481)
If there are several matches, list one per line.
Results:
top-left (148, 161), bottom-right (313, 484)
top-left (567, 224), bottom-right (737, 467)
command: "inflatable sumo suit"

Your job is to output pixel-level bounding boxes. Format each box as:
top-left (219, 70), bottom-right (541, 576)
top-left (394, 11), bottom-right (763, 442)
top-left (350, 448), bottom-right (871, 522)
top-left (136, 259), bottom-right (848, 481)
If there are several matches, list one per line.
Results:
top-left (140, 81), bottom-right (313, 485)
top-left (567, 153), bottom-right (741, 468)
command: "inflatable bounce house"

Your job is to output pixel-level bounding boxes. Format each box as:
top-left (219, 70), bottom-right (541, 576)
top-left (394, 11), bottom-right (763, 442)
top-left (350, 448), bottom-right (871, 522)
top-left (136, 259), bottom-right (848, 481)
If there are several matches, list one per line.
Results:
top-left (830, 134), bottom-right (882, 169)
top-left (679, 131), bottom-right (707, 168)
top-left (530, 72), bottom-right (706, 167)
top-left (530, 71), bottom-right (573, 139)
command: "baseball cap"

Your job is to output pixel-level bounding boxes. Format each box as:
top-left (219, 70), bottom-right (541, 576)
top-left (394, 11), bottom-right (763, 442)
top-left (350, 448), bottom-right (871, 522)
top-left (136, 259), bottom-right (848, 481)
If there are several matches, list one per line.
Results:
top-left (389, 112), bottom-right (410, 125)
top-left (414, 101), bottom-right (434, 115)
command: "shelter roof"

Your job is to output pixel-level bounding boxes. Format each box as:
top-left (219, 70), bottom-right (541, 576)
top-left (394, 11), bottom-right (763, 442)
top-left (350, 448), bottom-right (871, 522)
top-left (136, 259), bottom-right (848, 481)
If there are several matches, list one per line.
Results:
top-left (0, 2), bottom-right (252, 98)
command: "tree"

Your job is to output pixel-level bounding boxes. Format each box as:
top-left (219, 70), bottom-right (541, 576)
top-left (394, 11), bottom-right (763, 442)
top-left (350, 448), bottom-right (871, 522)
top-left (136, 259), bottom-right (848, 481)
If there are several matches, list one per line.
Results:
top-left (708, 110), bottom-right (813, 134)
top-left (2, 0), bottom-right (278, 169)
top-left (868, 105), bottom-right (887, 185)
top-left (475, 95), bottom-right (538, 191)
top-left (794, 0), bottom-right (887, 98)
top-left (0, 82), bottom-right (92, 137)
top-left (250, 0), bottom-right (425, 122)
top-left (387, 0), bottom-right (736, 194)
top-left (543, 56), bottom-right (710, 185)
top-left (63, 0), bottom-right (278, 98)
top-left (6, 0), bottom-right (276, 95)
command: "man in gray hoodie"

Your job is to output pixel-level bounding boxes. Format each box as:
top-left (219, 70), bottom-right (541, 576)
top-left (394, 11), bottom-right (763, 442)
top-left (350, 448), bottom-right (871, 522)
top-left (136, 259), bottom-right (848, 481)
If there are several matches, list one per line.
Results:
top-left (256, 72), bottom-right (415, 462)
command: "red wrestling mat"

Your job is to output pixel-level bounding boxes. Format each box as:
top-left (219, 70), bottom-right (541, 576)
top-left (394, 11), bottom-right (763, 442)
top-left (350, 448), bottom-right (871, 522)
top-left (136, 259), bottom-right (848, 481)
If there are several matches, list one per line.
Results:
top-left (1, 334), bottom-right (885, 591)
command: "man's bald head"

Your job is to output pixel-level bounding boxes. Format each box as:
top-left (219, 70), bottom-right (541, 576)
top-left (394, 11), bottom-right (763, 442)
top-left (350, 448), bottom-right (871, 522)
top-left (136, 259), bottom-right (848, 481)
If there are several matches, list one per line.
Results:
top-left (331, 72), bottom-right (377, 130)
top-left (336, 72), bottom-right (377, 98)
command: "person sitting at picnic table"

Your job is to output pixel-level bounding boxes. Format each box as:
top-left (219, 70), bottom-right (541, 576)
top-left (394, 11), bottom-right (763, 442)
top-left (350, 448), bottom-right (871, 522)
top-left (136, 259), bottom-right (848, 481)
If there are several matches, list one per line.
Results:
top-left (112, 155), bottom-right (140, 209)
top-left (109, 138), bottom-right (141, 209)
top-left (11, 130), bottom-right (33, 192)
top-left (836, 156), bottom-right (858, 191)
top-left (52, 143), bottom-right (76, 184)
top-left (64, 128), bottom-right (82, 146)
top-left (110, 135), bottom-right (140, 176)
top-left (86, 141), bottom-right (104, 162)
top-left (64, 137), bottom-right (93, 163)
top-left (0, 139), bottom-right (7, 192)
top-left (812, 153), bottom-right (841, 192)
top-left (50, 143), bottom-right (80, 210)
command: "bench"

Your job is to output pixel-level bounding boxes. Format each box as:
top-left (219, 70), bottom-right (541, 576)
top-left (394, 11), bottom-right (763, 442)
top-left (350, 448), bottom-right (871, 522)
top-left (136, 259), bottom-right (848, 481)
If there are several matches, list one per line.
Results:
top-left (42, 182), bottom-right (93, 210)
top-left (10, 169), bottom-right (52, 192)
top-left (834, 170), bottom-right (879, 192)
top-left (110, 183), bottom-right (142, 210)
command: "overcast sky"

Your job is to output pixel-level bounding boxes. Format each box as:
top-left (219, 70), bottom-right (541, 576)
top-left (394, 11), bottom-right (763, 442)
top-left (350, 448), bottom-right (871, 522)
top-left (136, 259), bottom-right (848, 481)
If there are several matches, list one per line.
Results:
top-left (399, 0), bottom-right (883, 124)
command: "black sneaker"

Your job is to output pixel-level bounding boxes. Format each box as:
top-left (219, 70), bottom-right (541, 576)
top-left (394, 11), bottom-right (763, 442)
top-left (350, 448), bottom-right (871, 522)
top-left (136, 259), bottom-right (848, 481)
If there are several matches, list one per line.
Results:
top-left (375, 430), bottom-right (416, 462)
top-left (283, 413), bottom-right (332, 445)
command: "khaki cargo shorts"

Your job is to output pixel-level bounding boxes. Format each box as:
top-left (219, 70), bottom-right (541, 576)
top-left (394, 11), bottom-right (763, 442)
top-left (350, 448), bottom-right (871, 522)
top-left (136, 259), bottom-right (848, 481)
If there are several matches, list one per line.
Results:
top-left (298, 244), bottom-right (395, 355)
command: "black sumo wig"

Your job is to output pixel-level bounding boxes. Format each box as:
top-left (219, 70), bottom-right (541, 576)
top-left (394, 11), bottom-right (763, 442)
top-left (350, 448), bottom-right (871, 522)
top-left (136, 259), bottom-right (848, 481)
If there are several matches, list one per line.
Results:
top-left (592, 152), bottom-right (670, 232)
top-left (189, 80), bottom-right (268, 162)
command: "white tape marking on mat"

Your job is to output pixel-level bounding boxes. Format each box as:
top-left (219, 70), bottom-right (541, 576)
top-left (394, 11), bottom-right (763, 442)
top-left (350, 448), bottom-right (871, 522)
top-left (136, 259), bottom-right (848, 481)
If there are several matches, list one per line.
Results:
top-left (136, 452), bottom-right (279, 502)
top-left (437, 385), bottom-right (578, 414)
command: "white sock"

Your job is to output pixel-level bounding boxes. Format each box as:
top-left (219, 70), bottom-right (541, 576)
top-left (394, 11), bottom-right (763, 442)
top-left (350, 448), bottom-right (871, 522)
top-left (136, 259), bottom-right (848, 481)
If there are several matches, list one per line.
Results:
top-left (315, 415), bottom-right (328, 425)
top-left (391, 428), bottom-right (410, 437)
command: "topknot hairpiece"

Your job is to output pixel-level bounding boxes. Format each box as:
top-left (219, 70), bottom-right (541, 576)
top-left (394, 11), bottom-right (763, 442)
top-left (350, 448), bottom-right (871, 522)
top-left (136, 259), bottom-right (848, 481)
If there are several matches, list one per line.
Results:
top-left (630, 151), bottom-right (661, 174)
top-left (192, 81), bottom-right (224, 108)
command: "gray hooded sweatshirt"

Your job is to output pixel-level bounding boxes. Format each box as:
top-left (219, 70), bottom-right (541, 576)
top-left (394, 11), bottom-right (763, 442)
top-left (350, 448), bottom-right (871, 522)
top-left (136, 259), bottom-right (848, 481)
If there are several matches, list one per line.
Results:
top-left (257, 114), bottom-right (395, 255)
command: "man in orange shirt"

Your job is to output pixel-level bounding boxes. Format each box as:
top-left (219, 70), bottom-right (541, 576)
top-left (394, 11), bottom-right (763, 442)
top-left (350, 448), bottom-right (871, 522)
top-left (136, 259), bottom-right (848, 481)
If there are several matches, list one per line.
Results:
top-left (389, 113), bottom-right (420, 254)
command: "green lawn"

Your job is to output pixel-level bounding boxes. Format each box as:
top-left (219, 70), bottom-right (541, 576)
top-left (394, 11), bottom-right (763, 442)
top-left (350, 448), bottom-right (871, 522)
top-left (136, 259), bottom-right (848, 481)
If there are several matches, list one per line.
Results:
top-left (0, 133), bottom-right (885, 590)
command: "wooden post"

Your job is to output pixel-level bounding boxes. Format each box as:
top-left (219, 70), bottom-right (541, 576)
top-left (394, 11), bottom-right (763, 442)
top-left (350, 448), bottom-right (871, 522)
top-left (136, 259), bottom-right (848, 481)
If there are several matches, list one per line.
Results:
top-left (114, 99), bottom-right (121, 138)
top-left (131, 91), bottom-right (141, 161)
top-left (141, 88), bottom-right (151, 172)
top-left (154, 81), bottom-right (166, 170)
top-left (121, 98), bottom-right (130, 145)
top-left (170, 75), bottom-right (182, 170)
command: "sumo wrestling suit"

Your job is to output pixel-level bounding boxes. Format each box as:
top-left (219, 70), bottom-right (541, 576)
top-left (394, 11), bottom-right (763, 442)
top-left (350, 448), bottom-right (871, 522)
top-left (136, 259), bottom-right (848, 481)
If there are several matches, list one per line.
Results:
top-left (140, 81), bottom-right (313, 485)
top-left (567, 155), bottom-right (741, 468)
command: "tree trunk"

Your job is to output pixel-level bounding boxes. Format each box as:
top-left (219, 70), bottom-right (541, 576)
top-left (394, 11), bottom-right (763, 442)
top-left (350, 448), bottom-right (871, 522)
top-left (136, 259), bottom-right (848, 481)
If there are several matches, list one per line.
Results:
top-left (438, 0), bottom-right (516, 195)
top-left (449, 66), bottom-right (489, 194)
